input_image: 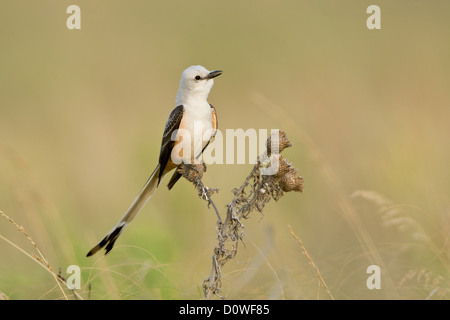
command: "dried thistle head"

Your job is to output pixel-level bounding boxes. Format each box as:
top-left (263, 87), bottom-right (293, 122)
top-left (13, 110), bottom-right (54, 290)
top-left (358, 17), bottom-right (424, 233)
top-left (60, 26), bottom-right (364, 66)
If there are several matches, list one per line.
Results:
top-left (177, 163), bottom-right (206, 182)
top-left (266, 131), bottom-right (292, 156)
top-left (280, 170), bottom-right (304, 193)
top-left (273, 156), bottom-right (293, 180)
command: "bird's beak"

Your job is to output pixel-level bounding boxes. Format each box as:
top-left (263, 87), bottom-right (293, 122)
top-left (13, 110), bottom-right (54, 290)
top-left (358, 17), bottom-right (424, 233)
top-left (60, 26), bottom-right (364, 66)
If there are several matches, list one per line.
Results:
top-left (206, 70), bottom-right (223, 79)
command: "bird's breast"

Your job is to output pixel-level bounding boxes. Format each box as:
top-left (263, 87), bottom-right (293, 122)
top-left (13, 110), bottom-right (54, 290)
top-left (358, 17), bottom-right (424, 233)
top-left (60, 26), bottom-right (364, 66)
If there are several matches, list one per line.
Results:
top-left (172, 102), bottom-right (213, 164)
top-left (181, 102), bottom-right (213, 135)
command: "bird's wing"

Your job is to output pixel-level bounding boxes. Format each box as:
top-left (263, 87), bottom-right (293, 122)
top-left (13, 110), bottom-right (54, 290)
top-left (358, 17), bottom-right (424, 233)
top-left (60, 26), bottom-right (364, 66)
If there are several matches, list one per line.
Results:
top-left (209, 103), bottom-right (218, 141)
top-left (158, 105), bottom-right (185, 182)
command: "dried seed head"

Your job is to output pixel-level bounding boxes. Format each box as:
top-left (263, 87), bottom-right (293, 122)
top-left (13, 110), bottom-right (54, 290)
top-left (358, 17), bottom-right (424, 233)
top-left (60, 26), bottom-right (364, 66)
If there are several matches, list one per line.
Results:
top-left (177, 163), bottom-right (205, 182)
top-left (273, 156), bottom-right (292, 180)
top-left (280, 171), bottom-right (304, 193)
top-left (266, 131), bottom-right (292, 156)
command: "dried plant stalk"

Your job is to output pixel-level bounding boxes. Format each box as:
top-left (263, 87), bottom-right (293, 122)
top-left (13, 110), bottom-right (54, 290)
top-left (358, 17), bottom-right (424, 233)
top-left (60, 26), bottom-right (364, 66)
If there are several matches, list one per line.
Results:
top-left (178, 131), bottom-right (304, 299)
top-left (288, 224), bottom-right (334, 300)
top-left (0, 210), bottom-right (82, 300)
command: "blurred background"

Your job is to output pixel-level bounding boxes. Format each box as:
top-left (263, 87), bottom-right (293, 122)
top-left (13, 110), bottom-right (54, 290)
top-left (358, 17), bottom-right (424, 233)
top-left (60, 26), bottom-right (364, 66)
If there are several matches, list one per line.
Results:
top-left (0, 0), bottom-right (449, 299)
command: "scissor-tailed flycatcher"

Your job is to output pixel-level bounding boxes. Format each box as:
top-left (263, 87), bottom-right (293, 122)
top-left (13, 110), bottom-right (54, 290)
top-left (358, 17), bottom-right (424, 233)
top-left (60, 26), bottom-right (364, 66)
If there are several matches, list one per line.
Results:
top-left (87, 65), bottom-right (222, 256)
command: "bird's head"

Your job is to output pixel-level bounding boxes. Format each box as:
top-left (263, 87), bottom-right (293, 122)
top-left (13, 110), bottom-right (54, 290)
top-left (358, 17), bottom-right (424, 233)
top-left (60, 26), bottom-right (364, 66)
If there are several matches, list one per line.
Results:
top-left (176, 65), bottom-right (222, 105)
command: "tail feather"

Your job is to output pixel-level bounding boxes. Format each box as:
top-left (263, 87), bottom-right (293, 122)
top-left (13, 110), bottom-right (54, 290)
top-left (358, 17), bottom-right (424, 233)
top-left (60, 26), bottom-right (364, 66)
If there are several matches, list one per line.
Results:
top-left (167, 170), bottom-right (182, 190)
top-left (87, 164), bottom-right (162, 256)
top-left (86, 223), bottom-right (125, 256)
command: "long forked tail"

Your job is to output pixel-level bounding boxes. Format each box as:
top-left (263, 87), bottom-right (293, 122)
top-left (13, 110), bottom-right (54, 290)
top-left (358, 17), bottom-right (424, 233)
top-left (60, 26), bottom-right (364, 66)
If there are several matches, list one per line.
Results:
top-left (87, 164), bottom-right (162, 257)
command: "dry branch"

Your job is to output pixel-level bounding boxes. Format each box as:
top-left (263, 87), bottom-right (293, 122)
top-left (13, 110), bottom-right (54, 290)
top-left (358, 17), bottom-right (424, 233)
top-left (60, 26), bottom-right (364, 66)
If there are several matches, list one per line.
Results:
top-left (178, 130), bottom-right (304, 299)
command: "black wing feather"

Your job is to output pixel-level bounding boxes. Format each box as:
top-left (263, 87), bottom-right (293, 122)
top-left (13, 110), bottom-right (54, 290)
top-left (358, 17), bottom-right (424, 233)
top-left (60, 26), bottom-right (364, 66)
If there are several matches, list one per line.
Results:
top-left (158, 105), bottom-right (184, 183)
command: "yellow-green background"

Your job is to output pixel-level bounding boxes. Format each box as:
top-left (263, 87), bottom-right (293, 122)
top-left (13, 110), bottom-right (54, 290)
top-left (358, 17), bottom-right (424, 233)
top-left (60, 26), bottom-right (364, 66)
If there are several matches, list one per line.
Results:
top-left (0, 1), bottom-right (449, 299)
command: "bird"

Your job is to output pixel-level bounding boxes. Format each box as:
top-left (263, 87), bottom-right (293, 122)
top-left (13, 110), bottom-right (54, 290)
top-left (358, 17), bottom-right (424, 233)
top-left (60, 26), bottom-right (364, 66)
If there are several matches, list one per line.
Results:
top-left (86, 65), bottom-right (222, 257)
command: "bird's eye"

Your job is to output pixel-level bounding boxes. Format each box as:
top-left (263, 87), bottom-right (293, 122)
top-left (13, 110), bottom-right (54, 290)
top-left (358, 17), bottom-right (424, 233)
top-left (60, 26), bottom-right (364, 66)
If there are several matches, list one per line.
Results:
top-left (195, 75), bottom-right (201, 80)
